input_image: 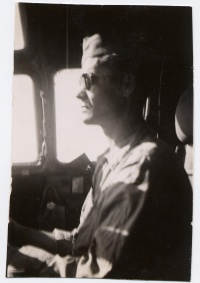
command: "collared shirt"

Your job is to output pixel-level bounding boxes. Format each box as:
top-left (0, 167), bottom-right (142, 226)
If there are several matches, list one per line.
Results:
top-left (69, 122), bottom-right (192, 280)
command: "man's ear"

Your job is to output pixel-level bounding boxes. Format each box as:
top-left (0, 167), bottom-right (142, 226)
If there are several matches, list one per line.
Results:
top-left (122, 74), bottom-right (135, 98)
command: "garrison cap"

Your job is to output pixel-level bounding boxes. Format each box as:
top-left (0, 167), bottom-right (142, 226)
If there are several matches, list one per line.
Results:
top-left (81, 33), bottom-right (136, 71)
top-left (82, 34), bottom-right (118, 64)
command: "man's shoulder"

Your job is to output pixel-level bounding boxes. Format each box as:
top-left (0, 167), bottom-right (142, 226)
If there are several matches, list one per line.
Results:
top-left (127, 135), bottom-right (175, 166)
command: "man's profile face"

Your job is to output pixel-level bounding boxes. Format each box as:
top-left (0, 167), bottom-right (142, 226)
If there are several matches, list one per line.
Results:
top-left (76, 58), bottom-right (123, 126)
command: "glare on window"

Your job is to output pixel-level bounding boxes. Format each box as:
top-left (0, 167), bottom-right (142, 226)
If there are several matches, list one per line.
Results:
top-left (54, 69), bottom-right (109, 163)
top-left (12, 74), bottom-right (38, 164)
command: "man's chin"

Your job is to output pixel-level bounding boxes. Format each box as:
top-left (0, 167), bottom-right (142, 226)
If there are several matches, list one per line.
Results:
top-left (81, 115), bottom-right (99, 126)
top-left (82, 118), bottom-right (96, 125)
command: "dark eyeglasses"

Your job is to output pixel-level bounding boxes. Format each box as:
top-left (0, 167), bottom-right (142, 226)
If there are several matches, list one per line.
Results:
top-left (79, 73), bottom-right (120, 91)
top-left (79, 73), bottom-right (101, 90)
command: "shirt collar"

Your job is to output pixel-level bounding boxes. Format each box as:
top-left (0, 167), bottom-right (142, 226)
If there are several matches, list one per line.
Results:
top-left (104, 122), bottom-right (150, 169)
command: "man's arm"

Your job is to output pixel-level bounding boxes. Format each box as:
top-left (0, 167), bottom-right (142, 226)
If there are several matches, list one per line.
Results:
top-left (73, 170), bottom-right (149, 278)
top-left (8, 188), bottom-right (94, 256)
top-left (73, 149), bottom-right (192, 279)
top-left (8, 219), bottom-right (72, 255)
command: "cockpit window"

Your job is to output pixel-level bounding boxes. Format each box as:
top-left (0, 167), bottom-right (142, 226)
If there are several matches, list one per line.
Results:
top-left (54, 69), bottom-right (109, 163)
top-left (12, 74), bottom-right (38, 164)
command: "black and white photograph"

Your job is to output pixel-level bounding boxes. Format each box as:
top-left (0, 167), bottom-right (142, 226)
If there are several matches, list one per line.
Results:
top-left (0, 0), bottom-right (199, 282)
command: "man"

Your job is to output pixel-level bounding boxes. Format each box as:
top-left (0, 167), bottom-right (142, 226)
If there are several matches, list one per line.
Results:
top-left (7, 33), bottom-right (192, 280)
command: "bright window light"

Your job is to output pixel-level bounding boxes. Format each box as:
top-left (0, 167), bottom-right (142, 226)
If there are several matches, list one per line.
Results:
top-left (12, 74), bottom-right (38, 164)
top-left (54, 69), bottom-right (109, 163)
top-left (14, 4), bottom-right (25, 50)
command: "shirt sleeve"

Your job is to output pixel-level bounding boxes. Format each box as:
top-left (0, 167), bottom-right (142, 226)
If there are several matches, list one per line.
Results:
top-left (77, 187), bottom-right (94, 230)
top-left (74, 158), bottom-right (150, 278)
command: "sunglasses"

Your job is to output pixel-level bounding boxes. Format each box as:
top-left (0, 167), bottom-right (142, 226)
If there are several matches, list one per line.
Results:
top-left (79, 73), bottom-right (120, 90)
top-left (79, 73), bottom-right (102, 90)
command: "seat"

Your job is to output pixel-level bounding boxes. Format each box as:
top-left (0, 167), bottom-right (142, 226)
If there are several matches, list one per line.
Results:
top-left (175, 85), bottom-right (193, 187)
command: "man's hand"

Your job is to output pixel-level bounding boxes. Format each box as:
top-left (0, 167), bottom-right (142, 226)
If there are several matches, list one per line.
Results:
top-left (53, 228), bottom-right (71, 240)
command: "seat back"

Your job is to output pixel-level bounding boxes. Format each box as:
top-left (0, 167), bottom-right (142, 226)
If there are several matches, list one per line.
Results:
top-left (175, 85), bottom-right (193, 187)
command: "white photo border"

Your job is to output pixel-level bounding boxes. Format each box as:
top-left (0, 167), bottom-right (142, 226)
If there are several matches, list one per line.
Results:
top-left (0, 1), bottom-right (199, 283)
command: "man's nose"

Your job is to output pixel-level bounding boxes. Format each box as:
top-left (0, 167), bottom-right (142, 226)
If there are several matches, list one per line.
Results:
top-left (76, 87), bottom-right (87, 100)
